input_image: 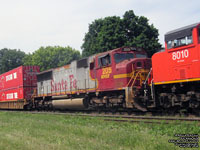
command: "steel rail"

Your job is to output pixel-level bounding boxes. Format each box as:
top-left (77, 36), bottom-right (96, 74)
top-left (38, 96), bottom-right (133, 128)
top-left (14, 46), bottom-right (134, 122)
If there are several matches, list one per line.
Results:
top-left (1, 109), bottom-right (200, 123)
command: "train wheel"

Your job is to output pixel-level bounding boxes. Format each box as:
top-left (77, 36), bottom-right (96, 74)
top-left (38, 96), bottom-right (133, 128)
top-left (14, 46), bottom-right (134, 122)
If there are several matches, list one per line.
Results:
top-left (111, 107), bottom-right (118, 114)
top-left (97, 107), bottom-right (102, 114)
top-left (127, 109), bottom-right (132, 115)
top-left (192, 108), bottom-right (200, 116)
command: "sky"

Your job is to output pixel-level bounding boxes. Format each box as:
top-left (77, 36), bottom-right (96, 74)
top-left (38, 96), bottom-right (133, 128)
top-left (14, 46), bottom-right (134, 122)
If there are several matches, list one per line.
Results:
top-left (0, 0), bottom-right (199, 53)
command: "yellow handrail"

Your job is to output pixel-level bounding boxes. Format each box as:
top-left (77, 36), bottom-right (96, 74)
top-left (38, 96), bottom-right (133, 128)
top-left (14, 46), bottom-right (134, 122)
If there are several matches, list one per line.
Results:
top-left (131, 71), bottom-right (141, 87)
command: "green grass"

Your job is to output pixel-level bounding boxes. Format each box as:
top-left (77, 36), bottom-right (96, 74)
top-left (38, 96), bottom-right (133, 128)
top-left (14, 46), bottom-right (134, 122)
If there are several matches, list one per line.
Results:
top-left (0, 111), bottom-right (199, 150)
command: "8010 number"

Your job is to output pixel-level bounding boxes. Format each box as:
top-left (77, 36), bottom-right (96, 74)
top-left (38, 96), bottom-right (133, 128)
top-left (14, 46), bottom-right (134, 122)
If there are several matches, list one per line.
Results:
top-left (172, 49), bottom-right (189, 60)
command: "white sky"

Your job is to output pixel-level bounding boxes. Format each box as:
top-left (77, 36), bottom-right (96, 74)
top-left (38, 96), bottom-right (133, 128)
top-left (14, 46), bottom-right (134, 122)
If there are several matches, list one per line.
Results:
top-left (0, 0), bottom-right (199, 53)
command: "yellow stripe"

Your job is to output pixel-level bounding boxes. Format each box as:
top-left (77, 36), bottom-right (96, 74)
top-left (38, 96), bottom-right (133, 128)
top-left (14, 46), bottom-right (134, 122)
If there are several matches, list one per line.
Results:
top-left (154, 78), bottom-right (200, 85)
top-left (113, 69), bottom-right (149, 79)
top-left (113, 73), bottom-right (132, 79)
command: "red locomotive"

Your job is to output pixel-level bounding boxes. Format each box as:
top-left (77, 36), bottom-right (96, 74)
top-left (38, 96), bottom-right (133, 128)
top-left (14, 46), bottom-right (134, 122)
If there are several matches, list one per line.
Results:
top-left (0, 22), bottom-right (199, 115)
top-left (150, 22), bottom-right (200, 113)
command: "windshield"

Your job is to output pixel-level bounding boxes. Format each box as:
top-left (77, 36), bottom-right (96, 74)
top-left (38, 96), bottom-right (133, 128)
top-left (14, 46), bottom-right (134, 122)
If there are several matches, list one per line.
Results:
top-left (167, 35), bottom-right (193, 49)
top-left (114, 53), bottom-right (134, 63)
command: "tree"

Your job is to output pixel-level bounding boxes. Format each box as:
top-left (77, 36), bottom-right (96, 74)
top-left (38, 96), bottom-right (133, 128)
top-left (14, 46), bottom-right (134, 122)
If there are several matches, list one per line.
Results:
top-left (82, 10), bottom-right (161, 57)
top-left (0, 48), bottom-right (26, 74)
top-left (23, 46), bottom-right (81, 71)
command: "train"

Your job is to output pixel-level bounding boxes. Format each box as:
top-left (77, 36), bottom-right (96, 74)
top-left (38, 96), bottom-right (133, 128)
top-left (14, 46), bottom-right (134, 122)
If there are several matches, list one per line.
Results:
top-left (0, 22), bottom-right (199, 114)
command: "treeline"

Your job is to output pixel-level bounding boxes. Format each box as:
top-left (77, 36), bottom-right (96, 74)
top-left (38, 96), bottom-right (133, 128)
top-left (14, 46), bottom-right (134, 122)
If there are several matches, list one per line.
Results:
top-left (23, 46), bottom-right (80, 72)
top-left (0, 10), bottom-right (161, 74)
top-left (0, 46), bottom-right (80, 74)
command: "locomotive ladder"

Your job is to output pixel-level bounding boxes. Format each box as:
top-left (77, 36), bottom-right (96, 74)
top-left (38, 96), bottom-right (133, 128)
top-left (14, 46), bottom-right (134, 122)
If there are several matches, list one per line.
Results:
top-left (126, 69), bottom-right (148, 111)
top-left (127, 70), bottom-right (145, 88)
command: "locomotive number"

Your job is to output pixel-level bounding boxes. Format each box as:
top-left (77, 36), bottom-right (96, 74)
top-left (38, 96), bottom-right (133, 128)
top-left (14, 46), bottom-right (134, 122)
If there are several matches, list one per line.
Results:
top-left (102, 67), bottom-right (112, 75)
top-left (172, 49), bottom-right (189, 60)
top-left (101, 67), bottom-right (112, 79)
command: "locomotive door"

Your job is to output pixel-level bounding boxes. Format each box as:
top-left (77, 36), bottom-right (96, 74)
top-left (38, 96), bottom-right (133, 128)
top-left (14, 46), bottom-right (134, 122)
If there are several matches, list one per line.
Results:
top-left (96, 54), bottom-right (113, 90)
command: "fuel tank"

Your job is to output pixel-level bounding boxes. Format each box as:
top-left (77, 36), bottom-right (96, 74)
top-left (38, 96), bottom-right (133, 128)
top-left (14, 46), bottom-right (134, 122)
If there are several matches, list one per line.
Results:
top-left (52, 98), bottom-right (87, 110)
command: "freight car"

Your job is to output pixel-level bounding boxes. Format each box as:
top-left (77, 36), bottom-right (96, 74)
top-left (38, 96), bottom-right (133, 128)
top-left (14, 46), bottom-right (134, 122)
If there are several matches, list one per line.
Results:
top-left (0, 66), bottom-right (39, 109)
top-left (33, 47), bottom-right (151, 111)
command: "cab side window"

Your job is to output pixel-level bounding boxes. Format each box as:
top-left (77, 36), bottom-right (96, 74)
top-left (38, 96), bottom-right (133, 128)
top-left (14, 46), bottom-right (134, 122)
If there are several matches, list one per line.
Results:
top-left (98, 54), bottom-right (111, 67)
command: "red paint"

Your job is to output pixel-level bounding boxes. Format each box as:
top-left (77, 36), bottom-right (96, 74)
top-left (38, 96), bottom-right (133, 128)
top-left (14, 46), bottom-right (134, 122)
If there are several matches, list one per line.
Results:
top-left (152, 24), bottom-right (200, 83)
top-left (69, 75), bottom-right (77, 89)
top-left (91, 47), bottom-right (151, 91)
top-left (51, 75), bottom-right (77, 93)
top-left (0, 66), bottom-right (39, 101)
top-left (0, 66), bottom-right (39, 89)
top-left (51, 79), bottom-right (68, 92)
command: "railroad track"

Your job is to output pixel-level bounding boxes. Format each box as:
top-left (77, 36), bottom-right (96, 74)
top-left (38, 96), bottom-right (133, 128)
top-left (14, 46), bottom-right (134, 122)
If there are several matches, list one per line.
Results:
top-left (103, 118), bottom-right (200, 125)
top-left (1, 109), bottom-right (200, 125)
top-left (66, 112), bottom-right (200, 125)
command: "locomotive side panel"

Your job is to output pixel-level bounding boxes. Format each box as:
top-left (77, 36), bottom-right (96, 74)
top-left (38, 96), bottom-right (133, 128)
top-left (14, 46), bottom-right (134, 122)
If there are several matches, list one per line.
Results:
top-left (53, 61), bottom-right (78, 94)
top-left (38, 62), bottom-right (78, 96)
top-left (76, 56), bottom-right (96, 91)
top-left (152, 23), bottom-right (200, 84)
top-left (37, 57), bottom-right (97, 97)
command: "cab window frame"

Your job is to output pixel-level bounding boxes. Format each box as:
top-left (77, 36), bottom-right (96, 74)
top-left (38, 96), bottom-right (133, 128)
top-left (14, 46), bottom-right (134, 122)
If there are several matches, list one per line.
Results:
top-left (98, 54), bottom-right (111, 68)
top-left (114, 53), bottom-right (134, 64)
top-left (165, 24), bottom-right (196, 50)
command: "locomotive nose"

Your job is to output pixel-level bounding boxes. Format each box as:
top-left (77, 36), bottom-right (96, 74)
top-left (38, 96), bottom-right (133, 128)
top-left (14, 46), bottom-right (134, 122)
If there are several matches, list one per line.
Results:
top-left (129, 58), bottom-right (152, 85)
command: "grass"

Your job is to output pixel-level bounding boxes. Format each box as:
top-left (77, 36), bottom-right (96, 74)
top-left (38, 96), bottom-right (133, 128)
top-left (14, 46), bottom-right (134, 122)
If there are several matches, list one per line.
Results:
top-left (0, 111), bottom-right (199, 150)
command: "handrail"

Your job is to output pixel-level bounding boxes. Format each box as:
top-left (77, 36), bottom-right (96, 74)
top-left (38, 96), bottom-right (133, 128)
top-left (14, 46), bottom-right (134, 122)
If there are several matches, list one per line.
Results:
top-left (126, 71), bottom-right (135, 87)
top-left (131, 71), bottom-right (141, 88)
top-left (130, 71), bottom-right (141, 97)
top-left (126, 65), bottom-right (149, 98)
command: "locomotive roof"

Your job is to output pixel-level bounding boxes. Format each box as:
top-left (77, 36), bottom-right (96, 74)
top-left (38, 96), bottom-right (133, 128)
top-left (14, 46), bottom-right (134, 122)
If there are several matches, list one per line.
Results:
top-left (165, 22), bottom-right (200, 42)
top-left (95, 47), bottom-right (144, 57)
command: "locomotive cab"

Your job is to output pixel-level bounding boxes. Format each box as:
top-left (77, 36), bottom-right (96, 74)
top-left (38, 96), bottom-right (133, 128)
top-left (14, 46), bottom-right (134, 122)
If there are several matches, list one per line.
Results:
top-left (151, 22), bottom-right (200, 112)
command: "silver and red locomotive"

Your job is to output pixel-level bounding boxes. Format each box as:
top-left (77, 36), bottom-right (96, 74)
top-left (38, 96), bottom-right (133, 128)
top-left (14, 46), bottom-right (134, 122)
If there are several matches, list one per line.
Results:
top-left (35, 47), bottom-right (150, 111)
